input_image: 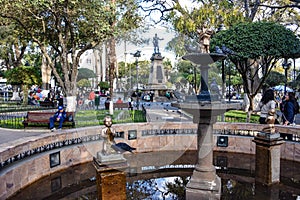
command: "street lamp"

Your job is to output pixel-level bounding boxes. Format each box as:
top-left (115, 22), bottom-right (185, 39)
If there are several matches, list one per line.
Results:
top-left (282, 58), bottom-right (291, 94)
top-left (132, 50), bottom-right (141, 110)
top-left (216, 24), bottom-right (226, 100)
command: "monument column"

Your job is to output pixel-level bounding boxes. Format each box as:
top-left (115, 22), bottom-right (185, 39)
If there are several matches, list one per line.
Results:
top-left (146, 34), bottom-right (168, 101)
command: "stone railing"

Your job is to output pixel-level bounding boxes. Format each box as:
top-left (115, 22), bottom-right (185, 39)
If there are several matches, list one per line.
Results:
top-left (0, 122), bottom-right (299, 199)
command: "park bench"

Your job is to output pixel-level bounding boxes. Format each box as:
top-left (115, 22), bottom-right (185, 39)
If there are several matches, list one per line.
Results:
top-left (23, 111), bottom-right (75, 128)
top-left (113, 103), bottom-right (128, 110)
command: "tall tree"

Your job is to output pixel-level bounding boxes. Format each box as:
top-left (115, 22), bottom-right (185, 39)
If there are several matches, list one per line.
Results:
top-left (211, 21), bottom-right (300, 115)
top-left (0, 25), bottom-right (28, 70)
top-left (0, 0), bottom-right (141, 111)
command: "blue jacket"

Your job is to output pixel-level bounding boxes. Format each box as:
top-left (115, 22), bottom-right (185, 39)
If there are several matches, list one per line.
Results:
top-left (53, 110), bottom-right (67, 121)
top-left (284, 101), bottom-right (295, 123)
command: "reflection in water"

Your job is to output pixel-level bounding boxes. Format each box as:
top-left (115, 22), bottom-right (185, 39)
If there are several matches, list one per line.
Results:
top-left (127, 176), bottom-right (189, 200)
top-left (7, 152), bottom-right (300, 200)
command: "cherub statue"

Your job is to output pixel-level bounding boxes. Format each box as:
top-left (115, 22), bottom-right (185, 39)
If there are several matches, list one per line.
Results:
top-left (197, 24), bottom-right (214, 53)
top-left (262, 109), bottom-right (276, 134)
top-left (101, 116), bottom-right (136, 155)
top-left (101, 116), bottom-right (117, 155)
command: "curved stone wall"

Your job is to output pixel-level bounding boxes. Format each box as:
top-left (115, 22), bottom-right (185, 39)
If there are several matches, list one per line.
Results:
top-left (0, 122), bottom-right (299, 199)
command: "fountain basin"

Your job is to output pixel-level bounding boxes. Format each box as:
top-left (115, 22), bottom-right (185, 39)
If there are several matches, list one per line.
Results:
top-left (172, 101), bottom-right (241, 122)
top-left (182, 53), bottom-right (226, 66)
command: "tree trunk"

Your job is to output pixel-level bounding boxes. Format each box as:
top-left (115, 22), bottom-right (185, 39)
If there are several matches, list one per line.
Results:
top-left (246, 93), bottom-right (254, 123)
top-left (22, 85), bottom-right (28, 106)
top-left (108, 37), bottom-right (116, 115)
top-left (41, 56), bottom-right (51, 90)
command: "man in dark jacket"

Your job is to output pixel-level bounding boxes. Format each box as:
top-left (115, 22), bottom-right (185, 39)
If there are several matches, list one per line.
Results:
top-left (49, 106), bottom-right (66, 131)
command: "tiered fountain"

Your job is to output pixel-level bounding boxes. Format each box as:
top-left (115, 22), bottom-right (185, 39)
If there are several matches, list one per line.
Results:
top-left (172, 26), bottom-right (240, 200)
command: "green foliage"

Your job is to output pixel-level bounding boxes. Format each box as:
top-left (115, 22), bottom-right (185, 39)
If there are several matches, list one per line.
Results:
top-left (0, 0), bottom-right (141, 97)
top-left (264, 71), bottom-right (285, 88)
top-left (4, 65), bottom-right (41, 86)
top-left (290, 73), bottom-right (300, 90)
top-left (98, 81), bottom-right (110, 90)
top-left (211, 21), bottom-right (300, 111)
top-left (77, 79), bottom-right (91, 88)
top-left (77, 68), bottom-right (97, 81)
top-left (224, 110), bottom-right (260, 123)
top-left (169, 0), bottom-right (244, 38)
top-left (165, 35), bottom-right (188, 58)
top-left (211, 21), bottom-right (300, 60)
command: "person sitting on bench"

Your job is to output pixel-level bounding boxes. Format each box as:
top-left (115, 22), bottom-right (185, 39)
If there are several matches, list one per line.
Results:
top-left (49, 106), bottom-right (66, 132)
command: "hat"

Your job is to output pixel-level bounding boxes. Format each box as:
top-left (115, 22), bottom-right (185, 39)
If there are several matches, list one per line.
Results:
top-left (58, 106), bottom-right (63, 110)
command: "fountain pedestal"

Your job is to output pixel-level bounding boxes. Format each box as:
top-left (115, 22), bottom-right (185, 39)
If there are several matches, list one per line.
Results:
top-left (93, 156), bottom-right (128, 200)
top-left (186, 114), bottom-right (220, 200)
top-left (172, 52), bottom-right (240, 199)
top-left (253, 135), bottom-right (284, 185)
top-left (173, 102), bottom-right (239, 200)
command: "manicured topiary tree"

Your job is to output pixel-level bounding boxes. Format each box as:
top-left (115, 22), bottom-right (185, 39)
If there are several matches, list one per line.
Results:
top-left (211, 21), bottom-right (300, 120)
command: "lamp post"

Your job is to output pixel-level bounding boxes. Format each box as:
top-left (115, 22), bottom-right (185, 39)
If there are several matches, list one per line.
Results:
top-left (216, 24), bottom-right (226, 100)
top-left (132, 50), bottom-right (141, 110)
top-left (282, 58), bottom-right (291, 94)
top-left (228, 62), bottom-right (231, 102)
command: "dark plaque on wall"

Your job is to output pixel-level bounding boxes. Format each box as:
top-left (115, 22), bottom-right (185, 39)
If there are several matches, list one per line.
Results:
top-left (128, 130), bottom-right (137, 140)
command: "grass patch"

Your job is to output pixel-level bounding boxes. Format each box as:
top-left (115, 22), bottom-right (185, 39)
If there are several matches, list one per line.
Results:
top-left (224, 110), bottom-right (260, 123)
top-left (74, 109), bottom-right (146, 127)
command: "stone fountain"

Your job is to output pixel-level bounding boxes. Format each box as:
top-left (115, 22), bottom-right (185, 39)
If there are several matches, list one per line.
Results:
top-left (172, 26), bottom-right (240, 200)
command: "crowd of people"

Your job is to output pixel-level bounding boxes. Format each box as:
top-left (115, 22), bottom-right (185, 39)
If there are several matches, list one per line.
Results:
top-left (256, 89), bottom-right (299, 126)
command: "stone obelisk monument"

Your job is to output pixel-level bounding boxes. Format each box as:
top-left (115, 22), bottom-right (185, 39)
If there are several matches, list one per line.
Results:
top-left (146, 33), bottom-right (168, 100)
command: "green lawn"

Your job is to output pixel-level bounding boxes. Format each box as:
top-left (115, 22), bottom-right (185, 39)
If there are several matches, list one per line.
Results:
top-left (223, 110), bottom-right (260, 123)
top-left (74, 109), bottom-right (146, 127)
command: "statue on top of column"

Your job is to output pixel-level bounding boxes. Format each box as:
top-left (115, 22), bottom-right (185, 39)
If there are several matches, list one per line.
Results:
top-left (153, 33), bottom-right (164, 54)
top-left (197, 24), bottom-right (214, 53)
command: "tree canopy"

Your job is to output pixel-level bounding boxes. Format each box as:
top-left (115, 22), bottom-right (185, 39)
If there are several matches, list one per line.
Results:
top-left (211, 21), bottom-right (300, 110)
top-left (0, 0), bottom-right (141, 99)
top-left (77, 68), bottom-right (97, 82)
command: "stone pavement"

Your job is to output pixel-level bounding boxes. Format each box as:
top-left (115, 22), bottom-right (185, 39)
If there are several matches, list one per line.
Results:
top-left (141, 101), bottom-right (192, 122)
top-left (0, 127), bottom-right (47, 145)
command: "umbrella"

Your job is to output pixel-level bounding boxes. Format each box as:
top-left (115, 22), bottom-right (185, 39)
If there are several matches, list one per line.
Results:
top-left (273, 85), bottom-right (293, 92)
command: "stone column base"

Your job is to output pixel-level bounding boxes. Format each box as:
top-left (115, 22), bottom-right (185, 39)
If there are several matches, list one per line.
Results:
top-left (93, 156), bottom-right (128, 200)
top-left (93, 154), bottom-right (128, 172)
top-left (253, 136), bottom-right (284, 185)
top-left (186, 175), bottom-right (221, 200)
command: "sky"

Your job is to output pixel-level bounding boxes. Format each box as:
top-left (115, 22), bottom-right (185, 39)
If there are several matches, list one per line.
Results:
top-left (115, 27), bottom-right (177, 65)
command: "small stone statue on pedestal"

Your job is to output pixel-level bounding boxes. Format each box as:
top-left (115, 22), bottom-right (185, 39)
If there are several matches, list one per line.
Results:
top-left (98, 116), bottom-right (136, 162)
top-left (262, 109), bottom-right (276, 134)
top-left (101, 116), bottom-right (117, 155)
top-left (197, 24), bottom-right (214, 53)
